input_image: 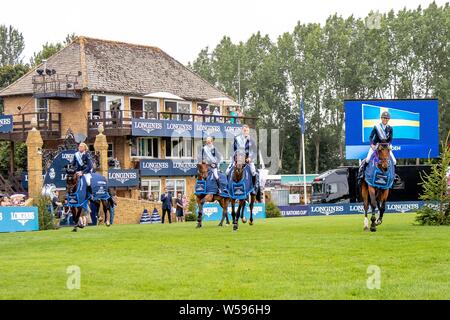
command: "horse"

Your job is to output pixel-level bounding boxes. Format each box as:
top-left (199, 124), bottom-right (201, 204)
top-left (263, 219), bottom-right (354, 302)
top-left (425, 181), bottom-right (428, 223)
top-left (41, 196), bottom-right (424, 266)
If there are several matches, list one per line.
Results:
top-left (360, 143), bottom-right (393, 232)
top-left (195, 162), bottom-right (230, 228)
top-left (90, 198), bottom-right (111, 227)
top-left (65, 165), bottom-right (111, 231)
top-left (229, 154), bottom-right (262, 231)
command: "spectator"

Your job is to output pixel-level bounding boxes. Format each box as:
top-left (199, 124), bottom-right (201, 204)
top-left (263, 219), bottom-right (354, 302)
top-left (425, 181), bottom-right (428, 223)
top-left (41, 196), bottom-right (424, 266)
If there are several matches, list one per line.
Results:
top-left (204, 107), bottom-right (211, 122)
top-left (212, 106), bottom-right (221, 123)
top-left (182, 194), bottom-right (188, 216)
top-left (195, 105), bottom-right (204, 122)
top-left (176, 192), bottom-right (184, 222)
top-left (236, 106), bottom-right (243, 124)
top-left (229, 107), bottom-right (238, 124)
top-left (160, 187), bottom-right (173, 224)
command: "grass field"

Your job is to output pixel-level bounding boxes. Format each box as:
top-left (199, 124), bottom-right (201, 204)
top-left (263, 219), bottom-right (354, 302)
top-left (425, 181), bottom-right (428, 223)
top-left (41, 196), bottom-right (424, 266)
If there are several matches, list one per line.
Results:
top-left (0, 214), bottom-right (449, 300)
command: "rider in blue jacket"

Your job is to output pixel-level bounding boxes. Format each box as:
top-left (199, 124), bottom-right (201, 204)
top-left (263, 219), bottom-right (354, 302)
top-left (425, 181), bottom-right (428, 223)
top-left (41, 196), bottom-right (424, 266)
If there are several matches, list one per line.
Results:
top-left (198, 136), bottom-right (224, 193)
top-left (71, 142), bottom-right (94, 194)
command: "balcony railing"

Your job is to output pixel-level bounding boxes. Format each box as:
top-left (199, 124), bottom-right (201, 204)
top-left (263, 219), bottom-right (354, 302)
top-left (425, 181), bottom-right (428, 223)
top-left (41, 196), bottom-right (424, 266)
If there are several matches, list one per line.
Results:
top-left (0, 112), bottom-right (61, 141)
top-left (32, 74), bottom-right (81, 99)
top-left (87, 110), bottom-right (257, 136)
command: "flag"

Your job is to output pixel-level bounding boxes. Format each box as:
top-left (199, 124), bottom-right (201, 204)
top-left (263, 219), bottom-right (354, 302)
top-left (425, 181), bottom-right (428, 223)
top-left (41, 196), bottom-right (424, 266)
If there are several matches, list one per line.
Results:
top-left (362, 104), bottom-right (420, 142)
top-left (299, 98), bottom-right (305, 134)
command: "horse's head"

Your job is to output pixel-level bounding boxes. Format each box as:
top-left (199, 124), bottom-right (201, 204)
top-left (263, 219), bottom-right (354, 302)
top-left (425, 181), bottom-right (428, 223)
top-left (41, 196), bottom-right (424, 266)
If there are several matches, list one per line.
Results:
top-left (377, 143), bottom-right (391, 172)
top-left (232, 151), bottom-right (246, 182)
top-left (197, 162), bottom-right (209, 180)
top-left (64, 164), bottom-right (78, 193)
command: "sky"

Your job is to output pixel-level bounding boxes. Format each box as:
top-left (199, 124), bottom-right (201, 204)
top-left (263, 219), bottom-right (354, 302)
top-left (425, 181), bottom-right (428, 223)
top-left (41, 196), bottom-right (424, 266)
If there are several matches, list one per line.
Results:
top-left (1, 0), bottom-right (447, 65)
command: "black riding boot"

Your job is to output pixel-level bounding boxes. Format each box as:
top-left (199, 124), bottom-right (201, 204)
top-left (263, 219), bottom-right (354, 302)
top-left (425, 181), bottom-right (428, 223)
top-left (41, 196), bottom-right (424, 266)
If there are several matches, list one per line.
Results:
top-left (358, 161), bottom-right (368, 185)
top-left (216, 178), bottom-right (223, 194)
top-left (251, 175), bottom-right (257, 189)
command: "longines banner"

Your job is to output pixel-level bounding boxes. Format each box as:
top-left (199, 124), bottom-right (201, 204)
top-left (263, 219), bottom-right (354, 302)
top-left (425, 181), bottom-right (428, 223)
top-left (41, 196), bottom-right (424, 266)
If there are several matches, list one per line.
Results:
top-left (280, 201), bottom-right (437, 217)
top-left (108, 169), bottom-right (140, 187)
top-left (0, 115), bottom-right (13, 133)
top-left (43, 150), bottom-right (77, 188)
top-left (140, 159), bottom-right (198, 176)
top-left (0, 206), bottom-right (39, 233)
top-left (198, 203), bottom-right (266, 221)
top-left (132, 119), bottom-right (242, 139)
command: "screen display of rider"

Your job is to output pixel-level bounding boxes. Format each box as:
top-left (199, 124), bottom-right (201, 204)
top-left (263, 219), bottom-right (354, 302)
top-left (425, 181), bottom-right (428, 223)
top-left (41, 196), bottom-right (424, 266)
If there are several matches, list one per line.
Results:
top-left (358, 111), bottom-right (397, 182)
top-left (71, 142), bottom-right (94, 195)
top-left (226, 124), bottom-right (258, 187)
top-left (197, 136), bottom-right (224, 192)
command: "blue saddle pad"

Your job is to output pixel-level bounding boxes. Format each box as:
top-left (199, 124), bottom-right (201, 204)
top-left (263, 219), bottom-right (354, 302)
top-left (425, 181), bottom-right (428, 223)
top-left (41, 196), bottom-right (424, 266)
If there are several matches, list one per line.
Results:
top-left (194, 170), bottom-right (229, 197)
top-left (91, 173), bottom-right (110, 200)
top-left (364, 155), bottom-right (395, 189)
top-left (67, 176), bottom-right (89, 209)
top-left (227, 165), bottom-right (255, 200)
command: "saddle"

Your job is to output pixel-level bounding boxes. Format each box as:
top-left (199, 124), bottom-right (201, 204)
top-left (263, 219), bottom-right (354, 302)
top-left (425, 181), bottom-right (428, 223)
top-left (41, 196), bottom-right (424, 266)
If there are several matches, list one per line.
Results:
top-left (364, 154), bottom-right (395, 189)
top-left (194, 169), bottom-right (229, 197)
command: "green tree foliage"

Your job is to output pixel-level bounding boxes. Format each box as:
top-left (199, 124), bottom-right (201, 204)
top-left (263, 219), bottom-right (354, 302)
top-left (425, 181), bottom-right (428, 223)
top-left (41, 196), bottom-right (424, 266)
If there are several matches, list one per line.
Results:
top-left (0, 25), bottom-right (25, 66)
top-left (30, 33), bottom-right (77, 66)
top-left (0, 64), bottom-right (29, 89)
top-left (190, 2), bottom-right (450, 174)
top-left (415, 132), bottom-right (450, 225)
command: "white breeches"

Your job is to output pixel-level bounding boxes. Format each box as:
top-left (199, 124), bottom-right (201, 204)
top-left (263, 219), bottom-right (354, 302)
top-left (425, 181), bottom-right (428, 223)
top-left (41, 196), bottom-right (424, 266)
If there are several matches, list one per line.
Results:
top-left (84, 173), bottom-right (92, 186)
top-left (365, 148), bottom-right (397, 165)
top-left (211, 167), bottom-right (219, 180)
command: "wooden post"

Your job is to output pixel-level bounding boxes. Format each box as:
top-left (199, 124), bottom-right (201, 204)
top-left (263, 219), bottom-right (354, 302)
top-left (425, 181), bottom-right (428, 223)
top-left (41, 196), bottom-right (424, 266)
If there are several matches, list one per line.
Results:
top-left (94, 124), bottom-right (108, 178)
top-left (26, 119), bottom-right (43, 202)
top-left (9, 141), bottom-right (15, 176)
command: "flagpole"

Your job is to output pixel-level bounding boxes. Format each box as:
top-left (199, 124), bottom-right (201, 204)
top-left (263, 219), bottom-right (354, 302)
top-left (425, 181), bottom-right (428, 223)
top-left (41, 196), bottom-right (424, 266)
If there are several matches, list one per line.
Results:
top-left (301, 130), bottom-right (307, 204)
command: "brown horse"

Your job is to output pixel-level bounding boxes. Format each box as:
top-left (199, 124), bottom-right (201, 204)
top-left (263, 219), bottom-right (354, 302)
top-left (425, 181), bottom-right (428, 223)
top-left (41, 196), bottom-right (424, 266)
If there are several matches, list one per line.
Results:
top-left (360, 143), bottom-right (391, 232)
top-left (230, 157), bottom-right (260, 231)
top-left (196, 163), bottom-right (230, 228)
top-left (65, 165), bottom-right (110, 232)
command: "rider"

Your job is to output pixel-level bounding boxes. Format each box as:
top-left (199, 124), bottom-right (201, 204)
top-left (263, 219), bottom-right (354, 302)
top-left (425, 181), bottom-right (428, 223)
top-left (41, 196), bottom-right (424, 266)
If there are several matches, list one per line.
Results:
top-left (198, 136), bottom-right (224, 193)
top-left (358, 111), bottom-right (397, 182)
top-left (71, 142), bottom-right (94, 195)
top-left (226, 124), bottom-right (258, 188)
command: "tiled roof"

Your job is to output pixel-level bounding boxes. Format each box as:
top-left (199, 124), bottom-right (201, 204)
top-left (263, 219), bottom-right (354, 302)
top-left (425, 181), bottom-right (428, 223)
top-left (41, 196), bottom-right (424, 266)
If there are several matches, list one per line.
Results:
top-left (0, 37), bottom-right (227, 101)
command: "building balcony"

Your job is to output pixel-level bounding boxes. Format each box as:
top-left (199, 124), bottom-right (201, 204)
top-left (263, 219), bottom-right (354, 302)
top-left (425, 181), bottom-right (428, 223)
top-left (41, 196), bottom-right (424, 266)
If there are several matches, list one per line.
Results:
top-left (87, 110), bottom-right (257, 137)
top-left (32, 73), bottom-right (81, 99)
top-left (0, 112), bottom-right (62, 141)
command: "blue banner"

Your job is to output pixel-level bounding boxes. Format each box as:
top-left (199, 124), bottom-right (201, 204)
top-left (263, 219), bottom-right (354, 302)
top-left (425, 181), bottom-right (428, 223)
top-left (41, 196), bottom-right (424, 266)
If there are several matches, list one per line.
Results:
top-left (132, 119), bottom-right (242, 139)
top-left (0, 206), bottom-right (39, 233)
top-left (279, 201), bottom-right (429, 217)
top-left (345, 99), bottom-right (439, 159)
top-left (21, 172), bottom-right (46, 190)
top-left (108, 169), bottom-right (140, 187)
top-left (278, 205), bottom-right (309, 217)
top-left (140, 159), bottom-right (198, 176)
top-left (198, 203), bottom-right (266, 221)
top-left (43, 150), bottom-right (76, 188)
top-left (0, 115), bottom-right (13, 133)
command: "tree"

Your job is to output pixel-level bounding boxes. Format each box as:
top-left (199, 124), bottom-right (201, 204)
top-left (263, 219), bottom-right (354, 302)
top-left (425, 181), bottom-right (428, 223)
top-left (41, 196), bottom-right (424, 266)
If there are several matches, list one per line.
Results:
top-left (0, 25), bottom-right (25, 66)
top-left (415, 132), bottom-right (450, 225)
top-left (0, 64), bottom-right (29, 90)
top-left (30, 33), bottom-right (77, 66)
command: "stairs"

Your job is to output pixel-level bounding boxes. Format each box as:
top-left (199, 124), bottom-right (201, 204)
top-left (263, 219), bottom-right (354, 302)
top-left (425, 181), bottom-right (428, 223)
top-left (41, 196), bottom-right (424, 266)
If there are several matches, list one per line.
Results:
top-left (0, 173), bottom-right (26, 195)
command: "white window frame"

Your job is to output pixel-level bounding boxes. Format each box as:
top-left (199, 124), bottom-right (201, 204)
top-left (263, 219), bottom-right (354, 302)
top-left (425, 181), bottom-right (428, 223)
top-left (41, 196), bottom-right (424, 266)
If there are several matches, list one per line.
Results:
top-left (88, 143), bottom-right (114, 159)
top-left (131, 137), bottom-right (160, 159)
top-left (166, 178), bottom-right (186, 198)
top-left (129, 97), bottom-right (160, 119)
top-left (91, 94), bottom-right (124, 117)
top-left (140, 179), bottom-right (161, 201)
top-left (165, 137), bottom-right (193, 159)
top-left (35, 98), bottom-right (49, 121)
top-left (164, 100), bottom-right (192, 121)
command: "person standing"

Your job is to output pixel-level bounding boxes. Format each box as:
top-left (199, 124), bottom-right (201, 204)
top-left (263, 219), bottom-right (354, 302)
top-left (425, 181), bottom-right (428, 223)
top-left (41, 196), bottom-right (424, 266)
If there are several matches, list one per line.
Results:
top-left (160, 187), bottom-right (173, 224)
top-left (176, 192), bottom-right (184, 222)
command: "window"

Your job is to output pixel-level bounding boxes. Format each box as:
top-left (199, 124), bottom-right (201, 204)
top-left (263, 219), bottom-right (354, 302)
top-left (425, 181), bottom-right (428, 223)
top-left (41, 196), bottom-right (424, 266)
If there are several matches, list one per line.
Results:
top-left (328, 183), bottom-right (338, 194)
top-left (36, 99), bottom-right (48, 121)
top-left (91, 95), bottom-right (123, 120)
top-left (130, 98), bottom-right (159, 119)
top-left (166, 179), bottom-right (186, 198)
top-left (140, 179), bottom-right (161, 201)
top-left (0, 98), bottom-right (4, 115)
top-left (131, 137), bottom-right (159, 158)
top-left (164, 101), bottom-right (192, 121)
top-left (165, 137), bottom-right (193, 158)
top-left (91, 95), bottom-right (106, 119)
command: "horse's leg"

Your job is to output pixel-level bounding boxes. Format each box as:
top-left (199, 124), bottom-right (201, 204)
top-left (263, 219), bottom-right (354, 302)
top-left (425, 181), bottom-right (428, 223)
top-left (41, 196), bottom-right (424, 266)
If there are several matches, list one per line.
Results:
top-left (103, 200), bottom-right (110, 227)
top-left (234, 201), bottom-right (244, 231)
top-left (377, 190), bottom-right (388, 225)
top-left (196, 196), bottom-right (205, 228)
top-left (218, 198), bottom-right (225, 227)
top-left (368, 186), bottom-right (378, 232)
top-left (362, 182), bottom-right (370, 231)
top-left (224, 198), bottom-right (230, 225)
top-left (71, 207), bottom-right (78, 232)
top-left (231, 199), bottom-right (237, 229)
top-left (241, 197), bottom-right (247, 223)
top-left (249, 195), bottom-right (255, 226)
top-left (92, 201), bottom-right (101, 225)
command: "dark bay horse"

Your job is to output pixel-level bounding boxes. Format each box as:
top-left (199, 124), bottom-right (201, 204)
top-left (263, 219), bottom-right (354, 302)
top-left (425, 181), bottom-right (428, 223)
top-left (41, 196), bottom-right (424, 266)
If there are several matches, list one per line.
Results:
top-left (360, 143), bottom-right (392, 232)
top-left (65, 165), bottom-right (111, 232)
top-left (230, 156), bottom-right (261, 231)
top-left (196, 163), bottom-right (230, 228)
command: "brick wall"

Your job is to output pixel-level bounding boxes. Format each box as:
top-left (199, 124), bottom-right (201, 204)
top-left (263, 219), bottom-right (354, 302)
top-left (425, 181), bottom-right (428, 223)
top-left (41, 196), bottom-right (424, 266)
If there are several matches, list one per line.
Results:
top-left (113, 197), bottom-right (163, 224)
